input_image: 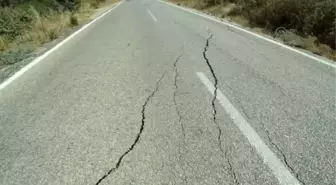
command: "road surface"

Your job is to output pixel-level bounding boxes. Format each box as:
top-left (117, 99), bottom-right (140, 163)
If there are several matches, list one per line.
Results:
top-left (0, 0), bottom-right (335, 185)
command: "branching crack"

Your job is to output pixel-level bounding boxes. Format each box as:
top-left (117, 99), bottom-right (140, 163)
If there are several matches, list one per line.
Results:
top-left (203, 34), bottom-right (221, 149)
top-left (94, 73), bottom-right (165, 185)
top-left (203, 33), bottom-right (239, 185)
top-left (260, 119), bottom-right (306, 185)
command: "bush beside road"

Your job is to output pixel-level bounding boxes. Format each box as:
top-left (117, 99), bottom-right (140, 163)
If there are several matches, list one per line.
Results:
top-left (170, 0), bottom-right (336, 60)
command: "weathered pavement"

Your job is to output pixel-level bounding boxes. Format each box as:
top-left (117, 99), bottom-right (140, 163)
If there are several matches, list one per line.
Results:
top-left (0, 0), bottom-right (335, 185)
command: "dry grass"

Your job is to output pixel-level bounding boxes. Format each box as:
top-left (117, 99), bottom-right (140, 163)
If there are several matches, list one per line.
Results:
top-left (0, 36), bottom-right (9, 51)
top-left (203, 3), bottom-right (235, 17)
top-left (0, 0), bottom-right (120, 66)
top-left (228, 16), bottom-right (249, 27)
top-left (14, 8), bottom-right (74, 48)
top-left (171, 0), bottom-right (200, 8)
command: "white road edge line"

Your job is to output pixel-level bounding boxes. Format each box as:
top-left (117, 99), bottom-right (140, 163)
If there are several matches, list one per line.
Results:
top-left (159, 0), bottom-right (336, 68)
top-left (147, 10), bottom-right (157, 22)
top-left (0, 1), bottom-right (124, 92)
top-left (197, 72), bottom-right (301, 185)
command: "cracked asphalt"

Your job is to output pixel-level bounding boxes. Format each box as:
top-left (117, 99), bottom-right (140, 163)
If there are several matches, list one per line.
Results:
top-left (0, 0), bottom-right (335, 185)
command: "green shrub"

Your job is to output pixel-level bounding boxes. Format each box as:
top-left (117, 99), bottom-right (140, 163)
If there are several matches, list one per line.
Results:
top-left (1, 0), bottom-right (80, 11)
top-left (0, 0), bottom-right (83, 41)
top-left (303, 0), bottom-right (335, 49)
top-left (85, 0), bottom-right (106, 8)
top-left (227, 0), bottom-right (336, 49)
top-left (251, 0), bottom-right (304, 30)
top-left (70, 14), bottom-right (79, 25)
top-left (0, 0), bottom-right (113, 66)
top-left (0, 7), bottom-right (33, 40)
top-left (55, 0), bottom-right (80, 11)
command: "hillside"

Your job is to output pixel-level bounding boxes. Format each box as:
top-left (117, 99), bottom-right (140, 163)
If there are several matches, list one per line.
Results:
top-left (171, 0), bottom-right (336, 60)
top-left (0, 0), bottom-right (112, 67)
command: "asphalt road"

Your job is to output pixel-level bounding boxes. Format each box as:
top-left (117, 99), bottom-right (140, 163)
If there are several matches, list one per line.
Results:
top-left (0, 0), bottom-right (335, 185)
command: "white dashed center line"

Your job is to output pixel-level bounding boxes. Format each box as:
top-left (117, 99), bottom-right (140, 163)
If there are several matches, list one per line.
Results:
top-left (147, 10), bottom-right (157, 22)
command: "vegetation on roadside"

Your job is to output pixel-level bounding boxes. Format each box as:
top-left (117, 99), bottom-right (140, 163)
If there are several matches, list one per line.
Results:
top-left (0, 0), bottom-right (112, 67)
top-left (171, 0), bottom-right (336, 60)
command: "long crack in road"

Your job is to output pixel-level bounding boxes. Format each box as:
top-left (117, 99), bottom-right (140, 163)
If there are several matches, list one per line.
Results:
top-left (95, 73), bottom-right (165, 185)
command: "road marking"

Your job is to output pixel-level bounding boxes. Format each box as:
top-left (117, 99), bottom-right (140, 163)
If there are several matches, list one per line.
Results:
top-left (147, 10), bottom-right (157, 22)
top-left (159, 0), bottom-right (336, 68)
top-left (0, 1), bottom-right (123, 92)
top-left (197, 72), bottom-right (301, 185)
